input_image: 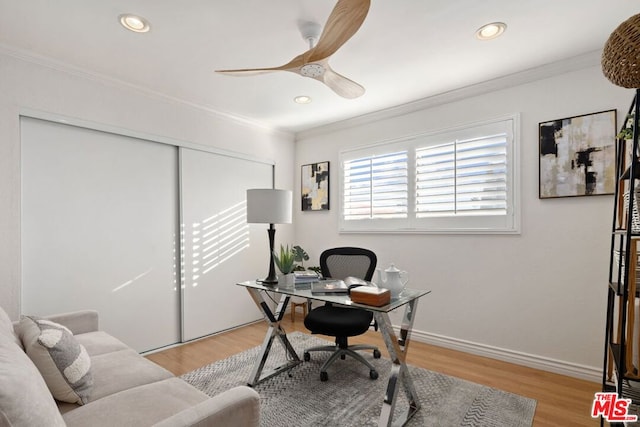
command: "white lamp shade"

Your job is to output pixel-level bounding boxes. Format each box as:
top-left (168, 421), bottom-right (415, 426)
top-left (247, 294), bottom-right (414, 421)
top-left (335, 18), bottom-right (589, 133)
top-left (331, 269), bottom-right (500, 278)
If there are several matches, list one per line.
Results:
top-left (246, 189), bottom-right (292, 224)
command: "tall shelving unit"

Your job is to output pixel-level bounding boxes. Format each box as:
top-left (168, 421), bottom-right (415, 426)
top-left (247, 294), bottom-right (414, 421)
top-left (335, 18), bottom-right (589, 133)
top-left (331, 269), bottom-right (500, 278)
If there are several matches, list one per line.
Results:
top-left (603, 91), bottom-right (640, 425)
top-left (599, 10), bottom-right (640, 425)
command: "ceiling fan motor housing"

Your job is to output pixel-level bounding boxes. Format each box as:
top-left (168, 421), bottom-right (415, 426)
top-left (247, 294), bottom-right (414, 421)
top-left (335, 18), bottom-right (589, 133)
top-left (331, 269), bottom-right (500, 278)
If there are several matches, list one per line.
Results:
top-left (300, 63), bottom-right (325, 78)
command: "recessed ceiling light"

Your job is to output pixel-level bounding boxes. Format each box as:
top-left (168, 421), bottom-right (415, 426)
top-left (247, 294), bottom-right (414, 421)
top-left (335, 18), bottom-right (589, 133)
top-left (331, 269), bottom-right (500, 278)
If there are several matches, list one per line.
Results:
top-left (119, 14), bottom-right (151, 33)
top-left (294, 95), bottom-right (312, 104)
top-left (475, 22), bottom-right (506, 40)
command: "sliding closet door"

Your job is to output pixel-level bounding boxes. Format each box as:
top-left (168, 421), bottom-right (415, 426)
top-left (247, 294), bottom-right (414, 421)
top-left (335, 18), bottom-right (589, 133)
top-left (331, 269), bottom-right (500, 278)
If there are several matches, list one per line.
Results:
top-left (21, 117), bottom-right (180, 352)
top-left (180, 148), bottom-right (270, 341)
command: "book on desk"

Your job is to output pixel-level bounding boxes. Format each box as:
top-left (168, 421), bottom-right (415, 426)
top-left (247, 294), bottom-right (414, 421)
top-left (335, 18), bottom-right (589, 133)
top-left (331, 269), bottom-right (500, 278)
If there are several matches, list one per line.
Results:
top-left (310, 277), bottom-right (391, 306)
top-left (310, 279), bottom-right (349, 295)
top-left (310, 276), bottom-right (376, 295)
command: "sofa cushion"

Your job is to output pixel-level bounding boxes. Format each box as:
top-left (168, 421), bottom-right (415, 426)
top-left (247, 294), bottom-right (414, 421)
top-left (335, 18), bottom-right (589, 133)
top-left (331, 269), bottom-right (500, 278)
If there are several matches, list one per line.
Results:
top-left (75, 330), bottom-right (130, 357)
top-left (18, 316), bottom-right (93, 405)
top-left (0, 305), bottom-right (21, 348)
top-left (0, 331), bottom-right (66, 427)
top-left (45, 309), bottom-right (99, 335)
top-left (62, 377), bottom-right (209, 427)
top-left (154, 386), bottom-right (261, 427)
top-left (87, 348), bottom-right (173, 401)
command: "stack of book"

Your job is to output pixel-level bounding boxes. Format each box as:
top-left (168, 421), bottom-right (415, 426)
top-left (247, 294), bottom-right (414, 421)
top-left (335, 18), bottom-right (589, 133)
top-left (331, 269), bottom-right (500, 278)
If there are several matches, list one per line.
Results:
top-left (294, 270), bottom-right (321, 284)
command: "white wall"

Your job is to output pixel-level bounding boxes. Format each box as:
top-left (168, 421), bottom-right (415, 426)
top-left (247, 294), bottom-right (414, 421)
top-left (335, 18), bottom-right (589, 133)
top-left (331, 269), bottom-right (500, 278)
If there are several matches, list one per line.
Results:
top-left (0, 50), bottom-right (296, 320)
top-left (294, 64), bottom-right (631, 380)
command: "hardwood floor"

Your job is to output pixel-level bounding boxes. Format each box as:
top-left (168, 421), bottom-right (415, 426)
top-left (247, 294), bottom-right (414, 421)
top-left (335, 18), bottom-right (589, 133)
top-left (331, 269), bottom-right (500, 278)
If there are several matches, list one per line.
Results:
top-left (146, 316), bottom-right (600, 426)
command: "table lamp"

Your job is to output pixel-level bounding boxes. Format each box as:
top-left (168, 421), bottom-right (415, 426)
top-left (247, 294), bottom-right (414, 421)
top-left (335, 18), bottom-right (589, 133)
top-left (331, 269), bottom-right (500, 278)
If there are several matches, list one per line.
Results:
top-left (246, 188), bottom-right (293, 284)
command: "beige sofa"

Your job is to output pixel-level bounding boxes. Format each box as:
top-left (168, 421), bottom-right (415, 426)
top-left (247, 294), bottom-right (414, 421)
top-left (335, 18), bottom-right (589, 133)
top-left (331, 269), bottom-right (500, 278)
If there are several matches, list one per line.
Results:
top-left (0, 305), bottom-right (260, 426)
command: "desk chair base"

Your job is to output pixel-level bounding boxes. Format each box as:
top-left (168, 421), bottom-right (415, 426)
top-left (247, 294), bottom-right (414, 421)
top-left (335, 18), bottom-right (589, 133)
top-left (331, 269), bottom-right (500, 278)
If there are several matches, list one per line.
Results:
top-left (304, 340), bottom-right (381, 382)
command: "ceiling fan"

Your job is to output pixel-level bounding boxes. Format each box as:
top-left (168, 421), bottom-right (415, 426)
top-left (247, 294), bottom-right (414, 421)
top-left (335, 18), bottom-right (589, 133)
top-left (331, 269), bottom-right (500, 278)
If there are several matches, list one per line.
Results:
top-left (216, 0), bottom-right (370, 99)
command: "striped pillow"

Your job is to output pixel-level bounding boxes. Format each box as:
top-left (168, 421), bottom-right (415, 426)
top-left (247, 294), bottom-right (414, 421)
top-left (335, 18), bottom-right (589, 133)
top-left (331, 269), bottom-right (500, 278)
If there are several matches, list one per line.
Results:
top-left (18, 316), bottom-right (93, 405)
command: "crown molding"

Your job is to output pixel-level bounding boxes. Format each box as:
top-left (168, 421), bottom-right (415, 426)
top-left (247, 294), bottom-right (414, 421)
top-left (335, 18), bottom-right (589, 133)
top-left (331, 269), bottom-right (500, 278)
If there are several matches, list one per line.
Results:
top-left (296, 50), bottom-right (603, 140)
top-left (0, 43), bottom-right (293, 139)
top-left (0, 42), bottom-right (603, 141)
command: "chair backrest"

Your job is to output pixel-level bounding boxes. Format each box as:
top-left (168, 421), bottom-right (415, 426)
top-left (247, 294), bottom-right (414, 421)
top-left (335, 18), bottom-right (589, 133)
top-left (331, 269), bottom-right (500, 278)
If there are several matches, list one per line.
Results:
top-left (320, 247), bottom-right (377, 281)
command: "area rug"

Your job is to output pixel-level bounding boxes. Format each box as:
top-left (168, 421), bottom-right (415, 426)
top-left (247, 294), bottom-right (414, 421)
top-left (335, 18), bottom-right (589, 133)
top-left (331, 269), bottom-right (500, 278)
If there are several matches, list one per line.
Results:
top-left (180, 332), bottom-right (536, 426)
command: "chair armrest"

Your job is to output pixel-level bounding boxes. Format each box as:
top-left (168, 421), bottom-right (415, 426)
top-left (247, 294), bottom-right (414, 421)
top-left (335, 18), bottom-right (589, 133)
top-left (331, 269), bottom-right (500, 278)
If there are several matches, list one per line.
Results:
top-left (44, 310), bottom-right (99, 335)
top-left (153, 386), bottom-right (260, 427)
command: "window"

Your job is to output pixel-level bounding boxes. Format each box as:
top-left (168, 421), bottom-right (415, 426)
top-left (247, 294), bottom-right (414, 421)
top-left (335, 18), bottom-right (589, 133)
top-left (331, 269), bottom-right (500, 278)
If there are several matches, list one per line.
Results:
top-left (343, 151), bottom-right (408, 220)
top-left (339, 115), bottom-right (519, 234)
top-left (415, 133), bottom-right (507, 217)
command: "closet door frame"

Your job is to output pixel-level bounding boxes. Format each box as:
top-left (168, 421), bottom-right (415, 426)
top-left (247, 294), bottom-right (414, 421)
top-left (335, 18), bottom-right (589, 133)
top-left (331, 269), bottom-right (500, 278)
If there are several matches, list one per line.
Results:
top-left (20, 109), bottom-right (275, 351)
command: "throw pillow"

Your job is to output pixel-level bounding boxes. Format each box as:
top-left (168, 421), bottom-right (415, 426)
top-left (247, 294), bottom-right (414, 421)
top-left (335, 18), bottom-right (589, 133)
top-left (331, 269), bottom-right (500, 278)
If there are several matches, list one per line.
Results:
top-left (0, 333), bottom-right (66, 426)
top-left (17, 316), bottom-right (93, 405)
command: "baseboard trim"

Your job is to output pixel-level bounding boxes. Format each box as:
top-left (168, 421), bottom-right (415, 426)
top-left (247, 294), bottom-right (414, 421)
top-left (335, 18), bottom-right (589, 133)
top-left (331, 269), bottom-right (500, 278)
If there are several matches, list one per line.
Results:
top-left (142, 318), bottom-right (263, 356)
top-left (408, 329), bottom-right (602, 383)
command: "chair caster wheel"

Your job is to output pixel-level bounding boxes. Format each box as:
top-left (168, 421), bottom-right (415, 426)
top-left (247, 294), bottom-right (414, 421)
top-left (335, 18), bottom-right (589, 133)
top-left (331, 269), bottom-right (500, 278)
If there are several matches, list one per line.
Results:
top-left (320, 371), bottom-right (329, 382)
top-left (373, 349), bottom-right (381, 359)
top-left (304, 352), bottom-right (311, 362)
top-left (370, 370), bottom-right (379, 380)
top-left (340, 354), bottom-right (346, 360)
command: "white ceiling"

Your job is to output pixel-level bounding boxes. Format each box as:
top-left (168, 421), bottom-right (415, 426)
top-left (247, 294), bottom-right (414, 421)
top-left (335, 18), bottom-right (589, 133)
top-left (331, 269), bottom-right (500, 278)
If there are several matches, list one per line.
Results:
top-left (0, 1), bottom-right (638, 133)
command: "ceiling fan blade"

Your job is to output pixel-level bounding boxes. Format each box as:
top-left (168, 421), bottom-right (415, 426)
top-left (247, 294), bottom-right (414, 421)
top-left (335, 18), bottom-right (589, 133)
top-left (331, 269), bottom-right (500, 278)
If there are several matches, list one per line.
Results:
top-left (315, 65), bottom-right (365, 99)
top-left (216, 51), bottom-right (310, 76)
top-left (215, 67), bottom-right (281, 76)
top-left (308, 0), bottom-right (370, 62)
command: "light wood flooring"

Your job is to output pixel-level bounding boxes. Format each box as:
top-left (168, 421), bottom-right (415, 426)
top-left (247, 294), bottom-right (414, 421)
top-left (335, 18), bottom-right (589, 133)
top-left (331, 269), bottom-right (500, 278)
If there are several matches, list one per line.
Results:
top-left (146, 315), bottom-right (601, 426)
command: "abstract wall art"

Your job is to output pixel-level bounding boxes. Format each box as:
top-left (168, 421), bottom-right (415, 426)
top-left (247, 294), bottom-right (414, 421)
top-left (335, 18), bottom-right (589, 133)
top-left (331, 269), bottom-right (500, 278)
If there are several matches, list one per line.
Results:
top-left (539, 109), bottom-right (616, 199)
top-left (301, 161), bottom-right (329, 211)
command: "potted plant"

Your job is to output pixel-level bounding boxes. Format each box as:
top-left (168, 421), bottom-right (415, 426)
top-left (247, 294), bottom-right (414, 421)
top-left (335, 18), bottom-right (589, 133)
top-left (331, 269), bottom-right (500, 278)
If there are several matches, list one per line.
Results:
top-left (292, 245), bottom-right (322, 275)
top-left (273, 244), bottom-right (296, 287)
top-left (292, 245), bottom-right (309, 271)
top-left (618, 113), bottom-right (635, 140)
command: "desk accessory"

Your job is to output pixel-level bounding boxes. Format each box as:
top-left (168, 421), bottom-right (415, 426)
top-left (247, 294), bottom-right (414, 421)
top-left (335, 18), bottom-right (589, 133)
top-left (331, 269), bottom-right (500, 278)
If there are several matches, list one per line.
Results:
top-left (349, 286), bottom-right (390, 306)
top-left (246, 189), bottom-right (292, 285)
top-left (311, 280), bottom-right (349, 295)
top-left (376, 264), bottom-right (409, 298)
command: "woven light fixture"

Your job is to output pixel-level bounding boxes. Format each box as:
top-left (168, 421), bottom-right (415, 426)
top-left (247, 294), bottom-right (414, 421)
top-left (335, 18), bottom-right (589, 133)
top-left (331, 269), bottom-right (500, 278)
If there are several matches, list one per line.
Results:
top-left (602, 13), bottom-right (640, 88)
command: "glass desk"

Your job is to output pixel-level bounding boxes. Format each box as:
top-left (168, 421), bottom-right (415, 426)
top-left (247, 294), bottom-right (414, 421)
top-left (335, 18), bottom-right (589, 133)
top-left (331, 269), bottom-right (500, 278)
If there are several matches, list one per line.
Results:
top-left (237, 280), bottom-right (431, 427)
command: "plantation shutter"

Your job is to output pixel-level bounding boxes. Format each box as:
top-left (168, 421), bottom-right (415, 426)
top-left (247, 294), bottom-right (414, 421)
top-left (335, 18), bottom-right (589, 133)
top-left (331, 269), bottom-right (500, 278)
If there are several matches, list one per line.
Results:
top-left (343, 151), bottom-right (408, 220)
top-left (339, 115), bottom-right (518, 234)
top-left (415, 133), bottom-right (508, 217)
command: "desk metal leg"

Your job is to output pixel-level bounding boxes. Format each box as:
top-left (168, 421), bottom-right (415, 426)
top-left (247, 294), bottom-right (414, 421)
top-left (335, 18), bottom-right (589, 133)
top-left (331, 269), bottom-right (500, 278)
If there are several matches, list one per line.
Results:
top-left (245, 288), bottom-right (301, 386)
top-left (374, 298), bottom-right (421, 427)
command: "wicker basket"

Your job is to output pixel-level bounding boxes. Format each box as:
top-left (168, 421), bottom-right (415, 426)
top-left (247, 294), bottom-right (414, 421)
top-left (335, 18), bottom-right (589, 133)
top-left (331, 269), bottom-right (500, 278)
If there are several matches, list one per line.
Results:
top-left (615, 249), bottom-right (640, 285)
top-left (624, 187), bottom-right (640, 232)
top-left (602, 13), bottom-right (640, 88)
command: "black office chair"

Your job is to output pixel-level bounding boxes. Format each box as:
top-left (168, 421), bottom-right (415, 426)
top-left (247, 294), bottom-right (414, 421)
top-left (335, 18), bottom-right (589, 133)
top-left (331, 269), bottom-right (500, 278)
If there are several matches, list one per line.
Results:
top-left (303, 247), bottom-right (381, 382)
